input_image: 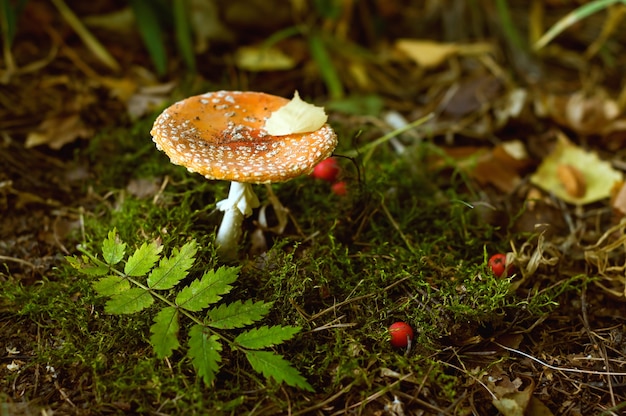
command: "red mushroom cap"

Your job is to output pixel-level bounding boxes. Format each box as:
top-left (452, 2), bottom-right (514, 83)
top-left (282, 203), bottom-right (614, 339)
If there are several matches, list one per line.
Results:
top-left (151, 91), bottom-right (338, 184)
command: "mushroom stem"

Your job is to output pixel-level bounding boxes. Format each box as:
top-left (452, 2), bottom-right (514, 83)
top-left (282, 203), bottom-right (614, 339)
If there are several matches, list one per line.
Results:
top-left (215, 181), bottom-right (260, 259)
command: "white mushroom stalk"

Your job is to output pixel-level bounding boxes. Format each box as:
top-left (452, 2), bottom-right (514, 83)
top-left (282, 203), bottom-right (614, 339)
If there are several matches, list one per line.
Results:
top-left (215, 182), bottom-right (260, 259)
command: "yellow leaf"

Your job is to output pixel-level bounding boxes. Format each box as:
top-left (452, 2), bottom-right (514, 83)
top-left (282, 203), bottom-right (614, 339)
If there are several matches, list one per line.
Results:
top-left (395, 39), bottom-right (459, 68)
top-left (530, 133), bottom-right (623, 204)
top-left (395, 39), bottom-right (494, 68)
top-left (234, 46), bottom-right (295, 72)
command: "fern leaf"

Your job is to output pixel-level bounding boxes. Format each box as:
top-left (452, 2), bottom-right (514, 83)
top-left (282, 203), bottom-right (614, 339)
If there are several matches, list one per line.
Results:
top-left (93, 275), bottom-right (130, 296)
top-left (188, 324), bottom-right (222, 386)
top-left (124, 241), bottom-right (163, 277)
top-left (175, 266), bottom-right (239, 312)
top-left (206, 300), bottom-right (273, 329)
top-left (245, 350), bottom-right (313, 392)
top-left (150, 306), bottom-right (180, 358)
top-left (235, 325), bottom-right (301, 349)
top-left (147, 241), bottom-right (197, 290)
top-left (105, 287), bottom-right (154, 314)
top-left (102, 229), bottom-right (126, 265)
top-left (66, 255), bottom-right (109, 276)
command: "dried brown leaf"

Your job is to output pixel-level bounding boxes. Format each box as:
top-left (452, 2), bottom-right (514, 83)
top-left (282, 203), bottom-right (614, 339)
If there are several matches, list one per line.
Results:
top-left (25, 114), bottom-right (92, 149)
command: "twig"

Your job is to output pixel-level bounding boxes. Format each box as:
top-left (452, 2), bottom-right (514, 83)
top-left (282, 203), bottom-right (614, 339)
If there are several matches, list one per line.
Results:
top-left (495, 342), bottom-right (626, 376)
top-left (0, 255), bottom-right (37, 269)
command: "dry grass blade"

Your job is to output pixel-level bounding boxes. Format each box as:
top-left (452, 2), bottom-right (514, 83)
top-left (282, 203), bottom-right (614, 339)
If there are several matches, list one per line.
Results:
top-left (495, 342), bottom-right (626, 377)
top-left (534, 0), bottom-right (626, 50)
top-left (50, 0), bottom-right (120, 71)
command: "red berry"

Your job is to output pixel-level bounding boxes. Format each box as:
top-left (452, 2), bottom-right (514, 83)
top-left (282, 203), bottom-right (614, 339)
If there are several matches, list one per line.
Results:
top-left (389, 321), bottom-right (414, 348)
top-left (488, 253), bottom-right (512, 277)
top-left (312, 158), bottom-right (340, 182)
top-left (331, 181), bottom-right (347, 196)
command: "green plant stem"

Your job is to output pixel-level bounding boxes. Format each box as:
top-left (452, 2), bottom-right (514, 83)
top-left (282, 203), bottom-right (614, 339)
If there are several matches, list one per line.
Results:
top-left (344, 113), bottom-right (434, 164)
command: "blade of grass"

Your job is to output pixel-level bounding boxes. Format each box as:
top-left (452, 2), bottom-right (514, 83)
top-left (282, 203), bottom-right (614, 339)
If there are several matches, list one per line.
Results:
top-left (173, 0), bottom-right (196, 72)
top-left (261, 26), bottom-right (302, 49)
top-left (308, 32), bottom-right (343, 100)
top-left (343, 113), bottom-right (434, 165)
top-left (0, 0), bottom-right (18, 77)
top-left (50, 0), bottom-right (120, 71)
top-left (534, 0), bottom-right (626, 50)
top-left (1, 0), bottom-right (27, 45)
top-left (494, 0), bottom-right (526, 52)
top-left (129, 0), bottom-right (167, 76)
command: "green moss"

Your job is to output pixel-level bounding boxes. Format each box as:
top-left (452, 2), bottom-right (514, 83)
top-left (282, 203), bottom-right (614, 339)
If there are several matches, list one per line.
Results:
top-left (0, 117), bottom-right (577, 413)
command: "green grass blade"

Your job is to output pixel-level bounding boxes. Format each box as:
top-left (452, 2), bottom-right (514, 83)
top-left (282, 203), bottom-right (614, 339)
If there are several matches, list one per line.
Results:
top-left (173, 0), bottom-right (196, 71)
top-left (0, 0), bottom-right (18, 46)
top-left (129, 0), bottom-right (167, 76)
top-left (308, 32), bottom-right (343, 99)
top-left (50, 0), bottom-right (120, 71)
top-left (495, 0), bottom-right (526, 51)
top-left (534, 0), bottom-right (625, 50)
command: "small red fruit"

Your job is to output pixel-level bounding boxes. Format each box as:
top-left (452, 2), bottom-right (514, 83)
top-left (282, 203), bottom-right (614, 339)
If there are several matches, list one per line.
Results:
top-left (331, 181), bottom-right (347, 196)
top-left (488, 253), bottom-right (512, 277)
top-left (312, 157), bottom-right (340, 182)
top-left (389, 321), bottom-right (414, 348)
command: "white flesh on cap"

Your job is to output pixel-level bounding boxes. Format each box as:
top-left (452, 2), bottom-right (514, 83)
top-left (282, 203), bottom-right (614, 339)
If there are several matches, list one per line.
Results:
top-left (264, 91), bottom-right (328, 136)
top-left (215, 182), bottom-right (260, 259)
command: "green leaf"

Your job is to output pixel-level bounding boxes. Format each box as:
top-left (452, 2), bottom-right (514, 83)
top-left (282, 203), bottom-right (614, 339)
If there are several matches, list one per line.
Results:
top-left (66, 255), bottom-right (109, 276)
top-left (124, 241), bottom-right (163, 277)
top-left (235, 325), bottom-right (301, 349)
top-left (245, 350), bottom-right (313, 392)
top-left (188, 324), bottom-right (222, 386)
top-left (150, 306), bottom-right (180, 358)
top-left (102, 229), bottom-right (126, 265)
top-left (105, 288), bottom-right (154, 314)
top-left (175, 266), bottom-right (239, 311)
top-left (206, 300), bottom-right (273, 329)
top-left (93, 275), bottom-right (130, 296)
top-left (147, 240), bottom-right (197, 290)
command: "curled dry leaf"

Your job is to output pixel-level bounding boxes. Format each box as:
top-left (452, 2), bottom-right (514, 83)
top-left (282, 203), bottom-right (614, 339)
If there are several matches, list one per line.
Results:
top-left (611, 181), bottom-right (626, 217)
top-left (25, 114), bottom-right (93, 149)
top-left (534, 89), bottom-right (624, 136)
top-left (556, 164), bottom-right (586, 198)
top-left (530, 133), bottom-right (622, 204)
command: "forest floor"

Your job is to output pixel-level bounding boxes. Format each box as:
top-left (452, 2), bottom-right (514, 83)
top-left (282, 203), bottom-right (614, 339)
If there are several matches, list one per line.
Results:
top-left (1, 1), bottom-right (626, 415)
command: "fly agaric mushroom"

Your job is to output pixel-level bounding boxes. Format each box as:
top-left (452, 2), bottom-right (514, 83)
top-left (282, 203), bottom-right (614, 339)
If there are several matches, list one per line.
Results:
top-left (150, 90), bottom-right (337, 259)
